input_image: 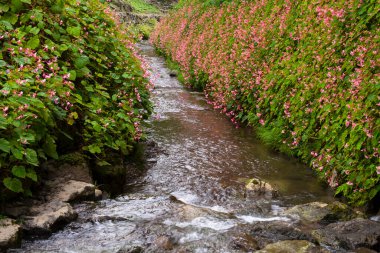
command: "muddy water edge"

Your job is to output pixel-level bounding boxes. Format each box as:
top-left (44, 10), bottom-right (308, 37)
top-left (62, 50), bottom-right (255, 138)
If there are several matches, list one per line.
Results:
top-left (11, 41), bottom-right (374, 253)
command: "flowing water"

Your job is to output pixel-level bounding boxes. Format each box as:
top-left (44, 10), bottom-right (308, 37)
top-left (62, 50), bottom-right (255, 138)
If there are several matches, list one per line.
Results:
top-left (15, 41), bottom-right (334, 252)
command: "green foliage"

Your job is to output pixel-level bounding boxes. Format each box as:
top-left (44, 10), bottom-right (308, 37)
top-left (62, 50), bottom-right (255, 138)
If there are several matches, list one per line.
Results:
top-left (0, 0), bottom-right (152, 196)
top-left (152, 0), bottom-right (380, 205)
top-left (125, 0), bottom-right (160, 14)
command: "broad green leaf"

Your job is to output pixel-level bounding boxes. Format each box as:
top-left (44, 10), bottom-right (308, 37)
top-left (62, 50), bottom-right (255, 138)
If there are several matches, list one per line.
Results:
top-left (2, 13), bottom-right (18, 25)
top-left (3, 177), bottom-right (23, 193)
top-left (21, 0), bottom-right (31, 3)
top-left (29, 27), bottom-right (40, 35)
top-left (0, 4), bottom-right (10, 13)
top-left (67, 26), bottom-right (81, 37)
top-left (11, 147), bottom-right (23, 160)
top-left (26, 168), bottom-right (37, 182)
top-left (25, 148), bottom-right (39, 166)
top-left (12, 166), bottom-right (26, 178)
top-left (69, 70), bottom-right (76, 81)
top-left (43, 135), bottom-right (58, 159)
top-left (0, 138), bottom-right (10, 153)
top-left (26, 36), bottom-right (40, 49)
top-left (74, 56), bottom-right (90, 69)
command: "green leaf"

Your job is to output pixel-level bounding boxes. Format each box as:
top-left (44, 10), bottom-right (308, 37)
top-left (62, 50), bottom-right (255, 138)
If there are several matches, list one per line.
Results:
top-left (12, 166), bottom-right (26, 178)
top-left (67, 26), bottom-right (81, 37)
top-left (68, 70), bottom-right (76, 81)
top-left (74, 56), bottom-right (90, 69)
top-left (0, 4), bottom-right (10, 13)
top-left (0, 138), bottom-right (10, 153)
top-left (88, 144), bottom-right (101, 154)
top-left (29, 27), bottom-right (40, 35)
top-left (26, 35), bottom-right (40, 49)
top-left (26, 168), bottom-right (37, 182)
top-left (25, 148), bottom-right (39, 166)
top-left (11, 147), bottom-right (23, 160)
top-left (3, 177), bottom-right (23, 193)
top-left (2, 13), bottom-right (18, 25)
top-left (21, 0), bottom-right (31, 3)
top-left (43, 135), bottom-right (58, 159)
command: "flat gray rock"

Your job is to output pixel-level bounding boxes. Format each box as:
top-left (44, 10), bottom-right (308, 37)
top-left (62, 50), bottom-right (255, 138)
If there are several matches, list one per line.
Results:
top-left (23, 201), bottom-right (77, 234)
top-left (52, 180), bottom-right (95, 202)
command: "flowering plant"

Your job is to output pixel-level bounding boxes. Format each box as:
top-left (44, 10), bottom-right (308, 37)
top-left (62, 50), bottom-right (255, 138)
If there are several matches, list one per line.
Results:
top-left (0, 0), bottom-right (152, 194)
top-left (152, 0), bottom-right (379, 205)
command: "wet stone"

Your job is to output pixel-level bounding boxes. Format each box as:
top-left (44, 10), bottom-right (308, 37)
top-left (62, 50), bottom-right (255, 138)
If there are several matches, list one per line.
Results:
top-left (23, 201), bottom-right (78, 235)
top-left (284, 201), bottom-right (362, 224)
top-left (255, 240), bottom-right (326, 253)
top-left (246, 178), bottom-right (278, 199)
top-left (249, 221), bottom-right (315, 249)
top-left (230, 233), bottom-right (259, 251)
top-left (312, 218), bottom-right (380, 251)
top-left (52, 180), bottom-right (96, 202)
top-left (0, 219), bottom-right (22, 251)
top-left (154, 235), bottom-right (174, 250)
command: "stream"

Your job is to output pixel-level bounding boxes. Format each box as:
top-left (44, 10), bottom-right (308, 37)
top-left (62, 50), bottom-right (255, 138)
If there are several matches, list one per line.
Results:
top-left (14, 41), bottom-right (335, 252)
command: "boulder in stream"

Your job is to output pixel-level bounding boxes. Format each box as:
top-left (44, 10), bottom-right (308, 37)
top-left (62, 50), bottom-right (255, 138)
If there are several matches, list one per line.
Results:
top-left (246, 178), bottom-right (277, 199)
top-left (284, 201), bottom-right (363, 224)
top-left (52, 180), bottom-right (96, 202)
top-left (249, 221), bottom-right (315, 248)
top-left (312, 218), bottom-right (380, 251)
top-left (0, 218), bottom-right (22, 251)
top-left (23, 201), bottom-right (78, 235)
top-left (255, 240), bottom-right (326, 253)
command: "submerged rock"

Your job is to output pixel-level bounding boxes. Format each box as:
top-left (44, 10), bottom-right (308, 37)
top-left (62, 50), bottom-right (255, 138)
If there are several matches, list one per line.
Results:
top-left (312, 218), bottom-right (380, 251)
top-left (284, 201), bottom-right (363, 224)
top-left (0, 219), bottom-right (22, 251)
top-left (230, 233), bottom-right (259, 251)
top-left (255, 240), bottom-right (325, 253)
top-left (154, 235), bottom-right (174, 250)
top-left (23, 201), bottom-right (77, 235)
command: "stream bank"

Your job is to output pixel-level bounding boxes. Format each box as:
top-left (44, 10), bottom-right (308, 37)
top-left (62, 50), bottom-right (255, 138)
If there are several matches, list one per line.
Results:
top-left (5, 41), bottom-right (379, 253)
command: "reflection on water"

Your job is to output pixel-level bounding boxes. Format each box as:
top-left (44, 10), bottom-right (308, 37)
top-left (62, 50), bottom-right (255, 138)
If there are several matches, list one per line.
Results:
top-left (15, 41), bottom-right (334, 253)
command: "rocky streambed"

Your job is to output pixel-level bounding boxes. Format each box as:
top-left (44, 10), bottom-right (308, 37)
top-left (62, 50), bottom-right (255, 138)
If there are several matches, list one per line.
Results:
top-left (2, 41), bottom-right (379, 253)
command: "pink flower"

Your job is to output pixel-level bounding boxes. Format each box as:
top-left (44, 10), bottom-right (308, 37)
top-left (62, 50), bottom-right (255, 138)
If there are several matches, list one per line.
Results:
top-left (347, 181), bottom-right (353, 186)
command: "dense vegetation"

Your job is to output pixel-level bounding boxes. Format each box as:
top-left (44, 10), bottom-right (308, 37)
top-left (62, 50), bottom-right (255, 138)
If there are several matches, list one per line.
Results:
top-left (0, 0), bottom-right (152, 196)
top-left (151, 0), bottom-right (380, 205)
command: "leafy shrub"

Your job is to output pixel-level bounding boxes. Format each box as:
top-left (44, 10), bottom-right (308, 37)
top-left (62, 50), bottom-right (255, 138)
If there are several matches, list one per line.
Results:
top-left (0, 0), bottom-right (152, 195)
top-left (151, 0), bottom-right (380, 205)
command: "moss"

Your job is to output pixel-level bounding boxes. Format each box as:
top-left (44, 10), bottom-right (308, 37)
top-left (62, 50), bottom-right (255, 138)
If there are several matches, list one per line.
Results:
top-left (58, 152), bottom-right (88, 165)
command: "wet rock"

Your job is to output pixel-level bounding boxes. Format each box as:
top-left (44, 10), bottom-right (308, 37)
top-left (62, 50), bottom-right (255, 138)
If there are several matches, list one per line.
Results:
top-left (154, 235), bottom-right (174, 250)
top-left (23, 201), bottom-right (78, 235)
top-left (117, 245), bottom-right (144, 253)
top-left (249, 221), bottom-right (315, 248)
top-left (255, 240), bottom-right (325, 253)
top-left (354, 248), bottom-right (378, 253)
top-left (52, 180), bottom-right (95, 202)
top-left (169, 71), bottom-right (178, 77)
top-left (95, 189), bottom-right (103, 200)
top-left (311, 218), bottom-right (380, 251)
top-left (284, 201), bottom-right (363, 224)
top-left (230, 233), bottom-right (259, 251)
top-left (246, 178), bottom-right (277, 199)
top-left (0, 218), bottom-right (22, 251)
